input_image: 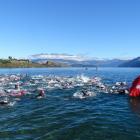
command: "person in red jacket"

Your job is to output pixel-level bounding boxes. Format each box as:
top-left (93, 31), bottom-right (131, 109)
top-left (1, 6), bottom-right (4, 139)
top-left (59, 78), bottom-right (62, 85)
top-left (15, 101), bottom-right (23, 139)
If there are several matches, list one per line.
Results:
top-left (130, 76), bottom-right (140, 97)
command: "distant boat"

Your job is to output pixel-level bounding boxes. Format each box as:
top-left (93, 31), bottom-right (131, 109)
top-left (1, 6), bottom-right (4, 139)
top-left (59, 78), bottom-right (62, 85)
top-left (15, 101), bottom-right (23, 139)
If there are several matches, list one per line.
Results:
top-left (96, 66), bottom-right (98, 71)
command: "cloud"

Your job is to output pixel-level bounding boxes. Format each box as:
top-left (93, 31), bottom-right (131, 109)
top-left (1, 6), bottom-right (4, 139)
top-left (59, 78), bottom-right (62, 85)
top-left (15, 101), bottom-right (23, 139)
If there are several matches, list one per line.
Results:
top-left (29, 53), bottom-right (133, 61)
top-left (30, 53), bottom-right (93, 61)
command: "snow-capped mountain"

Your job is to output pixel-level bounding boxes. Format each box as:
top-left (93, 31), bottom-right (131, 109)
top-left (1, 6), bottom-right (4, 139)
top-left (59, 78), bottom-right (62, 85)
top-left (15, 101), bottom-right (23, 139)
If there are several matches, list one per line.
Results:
top-left (30, 53), bottom-right (131, 67)
top-left (30, 53), bottom-right (98, 61)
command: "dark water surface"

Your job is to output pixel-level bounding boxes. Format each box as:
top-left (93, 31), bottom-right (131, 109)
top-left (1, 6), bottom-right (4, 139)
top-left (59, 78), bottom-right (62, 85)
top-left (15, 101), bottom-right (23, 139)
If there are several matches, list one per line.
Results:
top-left (0, 68), bottom-right (140, 140)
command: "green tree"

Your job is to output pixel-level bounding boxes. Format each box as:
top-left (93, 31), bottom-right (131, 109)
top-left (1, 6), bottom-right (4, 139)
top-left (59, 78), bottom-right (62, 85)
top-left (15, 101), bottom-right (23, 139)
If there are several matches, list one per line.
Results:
top-left (8, 56), bottom-right (13, 61)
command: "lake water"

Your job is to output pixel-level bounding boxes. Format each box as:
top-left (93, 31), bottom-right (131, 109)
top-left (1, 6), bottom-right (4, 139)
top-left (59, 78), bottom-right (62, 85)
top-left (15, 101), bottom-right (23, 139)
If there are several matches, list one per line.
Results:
top-left (0, 68), bottom-right (140, 140)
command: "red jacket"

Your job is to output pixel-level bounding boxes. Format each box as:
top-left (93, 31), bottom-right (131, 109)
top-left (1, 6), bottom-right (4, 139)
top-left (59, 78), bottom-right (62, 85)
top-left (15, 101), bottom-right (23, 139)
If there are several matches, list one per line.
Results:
top-left (130, 76), bottom-right (140, 97)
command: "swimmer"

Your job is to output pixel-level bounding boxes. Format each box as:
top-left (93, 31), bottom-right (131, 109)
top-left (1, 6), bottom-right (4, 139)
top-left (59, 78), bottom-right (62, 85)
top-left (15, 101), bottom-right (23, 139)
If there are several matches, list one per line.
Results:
top-left (81, 90), bottom-right (92, 97)
top-left (10, 90), bottom-right (26, 97)
top-left (36, 89), bottom-right (45, 99)
top-left (15, 83), bottom-right (20, 90)
top-left (0, 97), bottom-right (9, 105)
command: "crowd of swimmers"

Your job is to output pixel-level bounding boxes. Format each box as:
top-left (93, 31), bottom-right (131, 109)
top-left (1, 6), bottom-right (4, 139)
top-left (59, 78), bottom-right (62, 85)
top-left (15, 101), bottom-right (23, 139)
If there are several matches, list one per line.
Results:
top-left (0, 74), bottom-right (140, 106)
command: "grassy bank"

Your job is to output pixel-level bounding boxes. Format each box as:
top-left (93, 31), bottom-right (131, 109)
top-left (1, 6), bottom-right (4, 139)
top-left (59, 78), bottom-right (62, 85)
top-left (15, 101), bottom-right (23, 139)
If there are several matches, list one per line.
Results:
top-left (0, 58), bottom-right (66, 68)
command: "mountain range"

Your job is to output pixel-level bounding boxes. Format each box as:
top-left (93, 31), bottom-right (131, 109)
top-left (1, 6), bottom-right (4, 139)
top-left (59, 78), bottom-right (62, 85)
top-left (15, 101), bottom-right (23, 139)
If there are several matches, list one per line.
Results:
top-left (30, 53), bottom-right (138, 67)
top-left (119, 57), bottom-right (140, 67)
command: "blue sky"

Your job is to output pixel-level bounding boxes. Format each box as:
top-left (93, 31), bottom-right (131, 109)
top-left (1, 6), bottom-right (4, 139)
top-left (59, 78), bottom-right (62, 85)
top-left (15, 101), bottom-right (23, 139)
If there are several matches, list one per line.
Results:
top-left (0, 0), bottom-right (140, 59)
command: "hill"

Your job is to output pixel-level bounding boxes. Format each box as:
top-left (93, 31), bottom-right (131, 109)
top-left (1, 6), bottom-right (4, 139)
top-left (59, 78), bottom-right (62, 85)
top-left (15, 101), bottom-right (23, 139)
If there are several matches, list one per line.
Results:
top-left (119, 57), bottom-right (140, 67)
top-left (32, 58), bottom-right (128, 67)
top-left (0, 57), bottom-right (65, 68)
top-left (30, 53), bottom-right (130, 67)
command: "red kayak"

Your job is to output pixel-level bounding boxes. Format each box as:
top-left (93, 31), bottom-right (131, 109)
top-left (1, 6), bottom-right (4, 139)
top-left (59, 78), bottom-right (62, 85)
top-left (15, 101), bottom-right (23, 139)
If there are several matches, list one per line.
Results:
top-left (130, 76), bottom-right (140, 97)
